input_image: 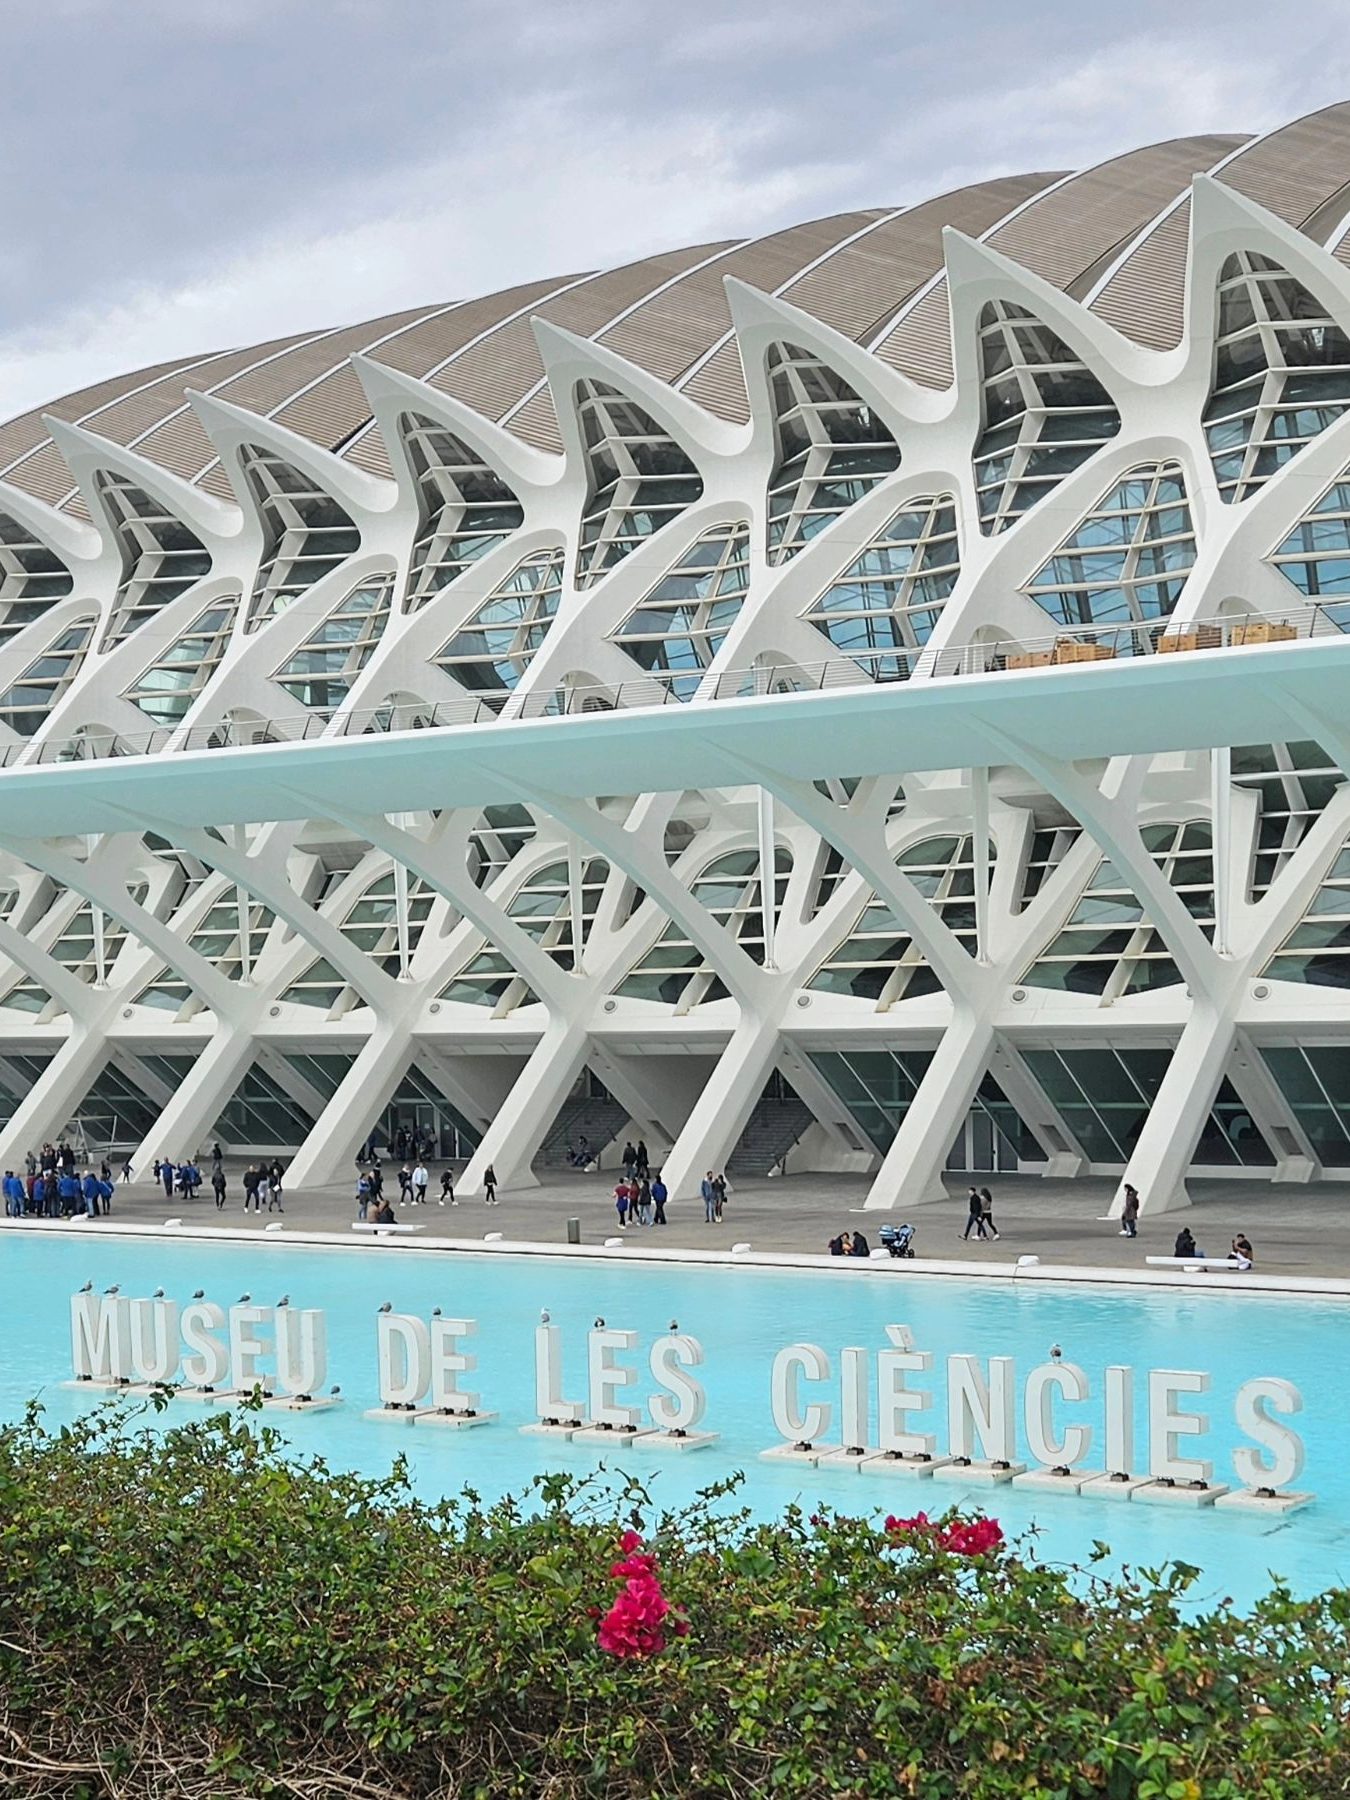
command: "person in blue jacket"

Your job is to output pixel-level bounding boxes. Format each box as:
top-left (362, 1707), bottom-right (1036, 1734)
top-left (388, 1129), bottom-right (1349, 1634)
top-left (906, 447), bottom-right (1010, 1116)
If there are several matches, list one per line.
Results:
top-left (57, 1171), bottom-right (81, 1216)
top-left (82, 1170), bottom-right (102, 1218)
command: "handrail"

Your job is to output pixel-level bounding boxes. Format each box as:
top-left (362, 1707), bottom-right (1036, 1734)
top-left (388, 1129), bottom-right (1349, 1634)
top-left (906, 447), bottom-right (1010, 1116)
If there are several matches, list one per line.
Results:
top-left (6, 602), bottom-right (1347, 771)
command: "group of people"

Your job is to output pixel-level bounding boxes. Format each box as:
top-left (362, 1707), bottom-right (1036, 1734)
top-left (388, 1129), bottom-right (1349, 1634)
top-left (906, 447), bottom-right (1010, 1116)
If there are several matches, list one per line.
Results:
top-left (240, 1160), bottom-right (286, 1213)
top-left (3, 1164), bottom-right (114, 1218)
top-left (960, 1187), bottom-right (1000, 1241)
top-left (699, 1171), bottom-right (730, 1224)
top-left (613, 1170), bottom-right (669, 1227)
top-left (1173, 1226), bottom-right (1255, 1269)
top-left (827, 1230), bottom-right (871, 1256)
top-left (354, 1159), bottom-right (495, 1220)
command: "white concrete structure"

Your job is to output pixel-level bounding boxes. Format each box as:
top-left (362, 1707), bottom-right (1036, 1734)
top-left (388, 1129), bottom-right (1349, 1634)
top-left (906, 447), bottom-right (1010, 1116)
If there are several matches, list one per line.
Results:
top-left (3, 107), bottom-right (1350, 1213)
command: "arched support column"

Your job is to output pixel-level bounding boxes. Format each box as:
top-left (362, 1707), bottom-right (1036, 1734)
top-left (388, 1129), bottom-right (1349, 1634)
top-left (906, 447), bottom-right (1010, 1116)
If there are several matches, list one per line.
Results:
top-left (127, 1025), bottom-right (257, 1182)
top-left (459, 1014), bottom-right (590, 1196)
top-left (1112, 1005), bottom-right (1238, 1217)
top-left (0, 1025), bottom-right (112, 1169)
top-left (863, 1007), bottom-right (998, 1211)
top-left (660, 1013), bottom-right (783, 1202)
top-left (285, 1022), bottom-right (413, 1190)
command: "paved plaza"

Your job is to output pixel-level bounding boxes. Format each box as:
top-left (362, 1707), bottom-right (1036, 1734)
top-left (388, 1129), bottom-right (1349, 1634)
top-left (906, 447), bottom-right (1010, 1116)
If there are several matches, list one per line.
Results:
top-left (63, 1163), bottom-right (1350, 1280)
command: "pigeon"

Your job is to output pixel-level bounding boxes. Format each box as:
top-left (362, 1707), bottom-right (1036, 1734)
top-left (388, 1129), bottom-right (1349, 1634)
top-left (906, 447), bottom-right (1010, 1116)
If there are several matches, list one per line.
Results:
top-left (1050, 1343), bottom-right (1063, 1362)
top-left (431, 1306), bottom-right (442, 1318)
top-left (378, 1301), bottom-right (392, 1314)
top-left (276, 1295), bottom-right (290, 1308)
top-left (103, 1284), bottom-right (119, 1296)
top-left (330, 1385), bottom-right (341, 1397)
top-left (539, 1309), bottom-right (550, 1325)
top-left (669, 1319), bottom-right (679, 1333)
top-left (191, 1289), bottom-right (204, 1301)
top-left (593, 1316), bottom-right (605, 1329)
top-left (153, 1288), bottom-right (165, 1299)
top-left (237, 1293), bottom-right (251, 1305)
top-left (78, 1280), bottom-right (92, 1293)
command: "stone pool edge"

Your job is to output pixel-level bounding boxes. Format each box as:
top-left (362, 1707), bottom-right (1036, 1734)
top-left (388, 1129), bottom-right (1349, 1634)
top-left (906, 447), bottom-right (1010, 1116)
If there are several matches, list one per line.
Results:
top-left (4, 1218), bottom-right (1348, 1302)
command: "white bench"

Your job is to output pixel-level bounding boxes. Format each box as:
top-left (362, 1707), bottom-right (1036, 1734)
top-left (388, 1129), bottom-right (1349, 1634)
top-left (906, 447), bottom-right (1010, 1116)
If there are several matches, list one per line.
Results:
top-left (1145, 1254), bottom-right (1249, 1271)
top-left (351, 1220), bottom-right (426, 1235)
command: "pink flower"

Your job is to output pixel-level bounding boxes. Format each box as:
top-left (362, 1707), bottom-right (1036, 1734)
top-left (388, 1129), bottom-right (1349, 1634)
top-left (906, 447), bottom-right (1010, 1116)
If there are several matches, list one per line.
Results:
top-left (596, 1531), bottom-right (688, 1658)
top-left (884, 1512), bottom-right (1004, 1556)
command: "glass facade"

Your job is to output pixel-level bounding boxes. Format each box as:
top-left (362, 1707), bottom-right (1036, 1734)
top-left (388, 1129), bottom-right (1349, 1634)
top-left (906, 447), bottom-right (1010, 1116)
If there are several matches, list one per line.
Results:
top-left (808, 1048), bottom-right (1039, 1166)
top-left (1021, 1046), bottom-right (1272, 1166)
top-left (67, 1060), bottom-right (166, 1150)
top-left (574, 381), bottom-right (703, 588)
top-left (0, 617), bottom-right (96, 736)
top-left (468, 805), bottom-right (535, 888)
top-left (0, 1052), bottom-right (54, 1123)
top-left (972, 300), bottom-right (1119, 536)
top-left (765, 342), bottom-right (900, 564)
top-left (1263, 836), bottom-right (1350, 986)
top-left (280, 867), bottom-right (435, 1007)
top-left (611, 524), bottom-right (749, 696)
top-left (209, 1061), bottom-right (318, 1150)
top-left (241, 446), bottom-right (361, 630)
top-left (1261, 1045), bottom-right (1350, 1166)
top-left (1204, 252), bottom-right (1350, 505)
top-left (432, 548), bottom-right (562, 692)
top-left (1017, 826), bottom-right (1080, 910)
top-left (1024, 822), bottom-right (1213, 996)
top-left (376, 1063), bottom-right (481, 1160)
top-left (802, 496), bottom-right (959, 678)
top-left (123, 597), bottom-right (238, 725)
top-left (440, 855), bottom-right (608, 1006)
top-left (272, 571), bottom-right (394, 711)
top-left (94, 472), bottom-right (212, 648)
top-left (136, 888), bottom-right (276, 1010)
top-left (1022, 462), bottom-right (1194, 635)
top-left (807, 835), bottom-right (987, 1004)
top-left (0, 513), bottom-right (72, 645)
top-left (618, 847), bottom-right (790, 1006)
top-left (1266, 470), bottom-right (1350, 616)
top-left (1232, 741), bottom-right (1344, 898)
top-left (400, 413), bottom-right (524, 611)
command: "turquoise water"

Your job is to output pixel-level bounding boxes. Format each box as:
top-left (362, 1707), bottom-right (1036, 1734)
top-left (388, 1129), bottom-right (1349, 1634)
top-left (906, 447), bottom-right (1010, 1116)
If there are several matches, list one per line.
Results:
top-left (5, 1231), bottom-right (1348, 1611)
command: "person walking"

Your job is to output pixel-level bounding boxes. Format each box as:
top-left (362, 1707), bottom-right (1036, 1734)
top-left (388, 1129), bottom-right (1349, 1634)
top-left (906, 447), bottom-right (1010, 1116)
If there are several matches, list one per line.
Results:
top-left (978, 1187), bottom-right (999, 1241)
top-left (614, 1179), bottom-right (631, 1231)
top-left (483, 1164), bottom-right (498, 1205)
top-left (1119, 1183), bottom-right (1140, 1238)
top-left (120, 1156), bottom-right (133, 1183)
top-left (961, 1188), bottom-right (988, 1241)
top-left (212, 1163), bottom-right (227, 1210)
top-left (160, 1159), bottom-right (175, 1199)
top-left (411, 1161), bottom-right (429, 1206)
top-left (633, 1177), bottom-right (651, 1226)
top-left (713, 1173), bottom-right (728, 1222)
top-left (397, 1165), bottom-right (412, 1202)
top-left (621, 1141), bottom-right (637, 1180)
top-left (440, 1167), bottom-right (456, 1205)
top-left (243, 1164), bottom-right (262, 1214)
top-left (651, 1172), bottom-right (668, 1225)
top-left (266, 1163), bottom-right (284, 1213)
top-left (356, 1171), bottom-right (371, 1222)
top-left (701, 1171), bottom-right (717, 1225)
top-left (635, 1139), bottom-right (649, 1179)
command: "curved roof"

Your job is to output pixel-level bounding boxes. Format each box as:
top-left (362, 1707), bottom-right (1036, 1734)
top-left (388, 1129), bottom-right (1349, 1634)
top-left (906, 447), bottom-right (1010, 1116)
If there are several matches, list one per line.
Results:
top-left (15, 105), bottom-right (1350, 515)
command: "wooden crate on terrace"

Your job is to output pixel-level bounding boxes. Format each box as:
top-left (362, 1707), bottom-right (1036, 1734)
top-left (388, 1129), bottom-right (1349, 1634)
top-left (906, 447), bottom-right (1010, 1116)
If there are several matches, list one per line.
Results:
top-left (1005, 649), bottom-right (1053, 669)
top-left (1230, 620), bottom-right (1298, 646)
top-left (1050, 639), bottom-right (1117, 665)
top-left (1157, 626), bottom-right (1222, 653)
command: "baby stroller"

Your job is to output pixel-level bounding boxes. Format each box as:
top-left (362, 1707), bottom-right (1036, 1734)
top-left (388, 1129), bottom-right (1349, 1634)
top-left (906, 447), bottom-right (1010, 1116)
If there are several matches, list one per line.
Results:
top-left (879, 1222), bottom-right (916, 1259)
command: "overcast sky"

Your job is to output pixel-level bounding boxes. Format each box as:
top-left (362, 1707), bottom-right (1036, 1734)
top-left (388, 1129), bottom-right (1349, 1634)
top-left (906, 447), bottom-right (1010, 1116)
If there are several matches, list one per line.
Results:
top-left (2, 0), bottom-right (1349, 415)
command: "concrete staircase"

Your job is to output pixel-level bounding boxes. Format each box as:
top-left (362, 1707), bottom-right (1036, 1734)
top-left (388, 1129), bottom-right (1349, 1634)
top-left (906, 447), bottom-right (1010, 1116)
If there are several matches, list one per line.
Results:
top-left (727, 1096), bottom-right (816, 1178)
top-left (535, 1093), bottom-right (630, 1168)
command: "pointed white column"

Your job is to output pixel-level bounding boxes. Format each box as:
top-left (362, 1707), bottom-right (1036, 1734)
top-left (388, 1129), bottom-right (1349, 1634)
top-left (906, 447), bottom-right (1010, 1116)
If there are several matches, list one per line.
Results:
top-left (862, 1007), bottom-right (997, 1211)
top-left (285, 1023), bottom-right (414, 1189)
top-left (1112, 1004), bottom-right (1238, 1217)
top-left (127, 1026), bottom-right (257, 1181)
top-left (458, 1014), bottom-right (591, 1195)
top-left (660, 1013), bottom-right (783, 1202)
top-left (0, 1026), bottom-right (112, 1169)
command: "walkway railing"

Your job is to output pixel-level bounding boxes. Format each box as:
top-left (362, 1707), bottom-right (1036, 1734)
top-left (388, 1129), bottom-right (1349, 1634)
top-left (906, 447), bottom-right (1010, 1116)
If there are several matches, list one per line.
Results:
top-left (9, 601), bottom-right (1348, 771)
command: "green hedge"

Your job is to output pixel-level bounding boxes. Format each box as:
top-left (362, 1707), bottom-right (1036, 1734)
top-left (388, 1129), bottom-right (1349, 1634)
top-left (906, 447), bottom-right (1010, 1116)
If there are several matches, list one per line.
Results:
top-left (0, 1401), bottom-right (1347, 1797)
